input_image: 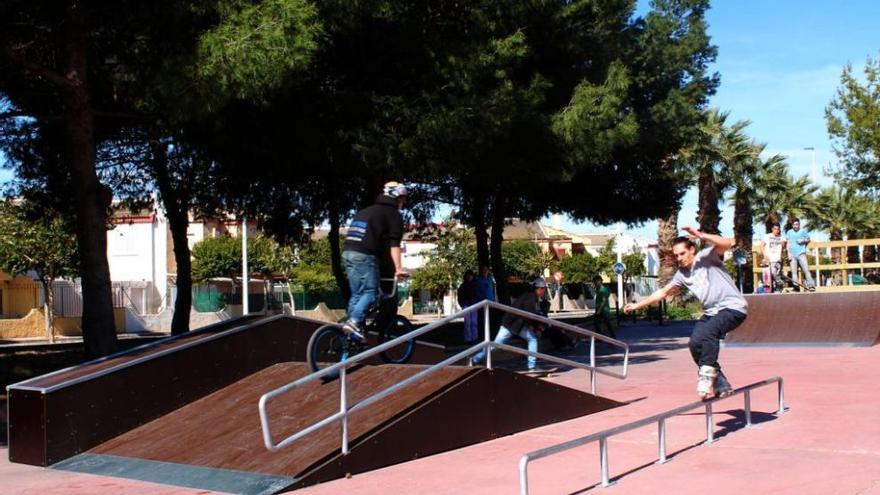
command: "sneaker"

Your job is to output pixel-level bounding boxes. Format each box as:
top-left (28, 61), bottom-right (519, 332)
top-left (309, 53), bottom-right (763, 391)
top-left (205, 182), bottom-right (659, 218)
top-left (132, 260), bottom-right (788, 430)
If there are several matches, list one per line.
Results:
top-left (714, 371), bottom-right (733, 398)
top-left (697, 365), bottom-right (718, 399)
top-left (342, 319), bottom-right (366, 342)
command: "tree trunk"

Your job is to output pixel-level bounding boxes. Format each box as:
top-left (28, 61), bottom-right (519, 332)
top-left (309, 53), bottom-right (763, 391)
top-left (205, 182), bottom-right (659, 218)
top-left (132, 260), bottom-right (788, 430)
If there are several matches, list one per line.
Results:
top-left (656, 209), bottom-right (679, 288)
top-left (42, 276), bottom-right (56, 343)
top-left (472, 195), bottom-right (490, 269)
top-left (697, 166), bottom-right (721, 234)
top-left (62, 6), bottom-right (116, 357)
top-left (489, 192), bottom-right (508, 305)
top-left (149, 137), bottom-right (192, 335)
top-left (733, 191), bottom-right (754, 293)
top-left (328, 196), bottom-right (350, 299)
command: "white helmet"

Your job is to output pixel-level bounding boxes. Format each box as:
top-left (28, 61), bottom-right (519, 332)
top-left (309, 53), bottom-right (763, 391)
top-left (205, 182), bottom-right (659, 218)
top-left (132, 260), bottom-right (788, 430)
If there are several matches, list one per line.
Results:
top-left (383, 181), bottom-right (408, 198)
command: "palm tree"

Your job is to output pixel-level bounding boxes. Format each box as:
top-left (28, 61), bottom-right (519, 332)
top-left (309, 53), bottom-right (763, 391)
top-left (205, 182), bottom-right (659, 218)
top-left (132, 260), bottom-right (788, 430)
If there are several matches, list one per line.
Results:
top-left (807, 186), bottom-right (872, 264)
top-left (694, 109), bottom-right (733, 234)
top-left (753, 163), bottom-right (819, 234)
top-left (717, 133), bottom-right (764, 293)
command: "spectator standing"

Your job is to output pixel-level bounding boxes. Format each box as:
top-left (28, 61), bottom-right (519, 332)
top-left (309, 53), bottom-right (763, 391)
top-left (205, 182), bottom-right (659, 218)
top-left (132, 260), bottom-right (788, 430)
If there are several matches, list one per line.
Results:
top-left (785, 218), bottom-right (816, 291)
top-left (457, 270), bottom-right (479, 343)
top-left (760, 223), bottom-right (787, 292)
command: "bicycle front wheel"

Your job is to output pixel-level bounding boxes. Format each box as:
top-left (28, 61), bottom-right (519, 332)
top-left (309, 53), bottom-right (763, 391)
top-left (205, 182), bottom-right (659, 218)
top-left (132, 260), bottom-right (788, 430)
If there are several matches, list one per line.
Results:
top-left (307, 325), bottom-right (348, 374)
top-left (379, 315), bottom-right (416, 364)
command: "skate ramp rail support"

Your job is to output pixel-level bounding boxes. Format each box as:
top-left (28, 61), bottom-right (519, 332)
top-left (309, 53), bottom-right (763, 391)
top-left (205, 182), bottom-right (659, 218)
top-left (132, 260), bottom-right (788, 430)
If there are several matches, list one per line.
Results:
top-left (518, 376), bottom-right (786, 494)
top-left (259, 300), bottom-right (630, 454)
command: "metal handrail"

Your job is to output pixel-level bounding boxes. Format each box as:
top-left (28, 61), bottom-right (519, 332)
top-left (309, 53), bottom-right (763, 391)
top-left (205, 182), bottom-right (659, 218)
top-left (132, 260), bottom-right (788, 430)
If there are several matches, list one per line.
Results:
top-left (259, 299), bottom-right (630, 453)
top-left (518, 376), bottom-right (786, 494)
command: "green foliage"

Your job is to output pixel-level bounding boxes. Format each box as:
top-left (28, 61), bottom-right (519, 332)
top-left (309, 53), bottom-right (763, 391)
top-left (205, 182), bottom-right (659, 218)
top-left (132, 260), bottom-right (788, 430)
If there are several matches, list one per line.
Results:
top-left (191, 234), bottom-right (281, 283)
top-left (197, 0), bottom-right (322, 102)
top-left (622, 247), bottom-right (646, 281)
top-left (0, 200), bottom-right (79, 282)
top-left (826, 55), bottom-right (880, 192)
top-left (557, 251), bottom-right (598, 284)
top-left (501, 240), bottom-right (543, 281)
top-left (410, 263), bottom-right (451, 300)
top-left (288, 238), bottom-right (337, 292)
top-left (664, 300), bottom-right (704, 321)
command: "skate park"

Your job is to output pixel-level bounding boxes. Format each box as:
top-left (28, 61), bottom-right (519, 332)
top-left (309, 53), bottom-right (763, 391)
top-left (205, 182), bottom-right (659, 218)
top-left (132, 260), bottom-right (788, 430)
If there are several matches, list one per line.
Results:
top-left (5, 1), bottom-right (880, 494)
top-left (5, 288), bottom-right (880, 495)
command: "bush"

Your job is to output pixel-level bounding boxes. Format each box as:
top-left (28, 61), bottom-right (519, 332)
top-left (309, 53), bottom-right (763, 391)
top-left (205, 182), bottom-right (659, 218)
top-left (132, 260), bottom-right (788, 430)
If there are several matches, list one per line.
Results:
top-left (664, 300), bottom-right (703, 320)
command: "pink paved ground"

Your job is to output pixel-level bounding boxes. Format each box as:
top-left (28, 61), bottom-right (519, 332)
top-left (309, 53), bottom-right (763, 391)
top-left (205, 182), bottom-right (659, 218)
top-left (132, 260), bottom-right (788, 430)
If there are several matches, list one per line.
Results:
top-left (5, 332), bottom-right (880, 494)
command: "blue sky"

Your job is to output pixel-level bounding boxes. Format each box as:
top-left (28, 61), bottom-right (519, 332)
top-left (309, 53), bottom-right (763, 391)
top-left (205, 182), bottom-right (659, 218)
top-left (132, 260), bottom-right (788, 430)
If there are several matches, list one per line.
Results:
top-left (557, 0), bottom-right (880, 239)
top-left (3, 1), bottom-right (877, 238)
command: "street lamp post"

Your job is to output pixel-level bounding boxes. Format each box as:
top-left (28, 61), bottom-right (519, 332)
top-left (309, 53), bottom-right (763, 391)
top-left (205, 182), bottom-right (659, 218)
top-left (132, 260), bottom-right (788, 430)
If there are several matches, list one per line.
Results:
top-left (804, 147), bottom-right (817, 183)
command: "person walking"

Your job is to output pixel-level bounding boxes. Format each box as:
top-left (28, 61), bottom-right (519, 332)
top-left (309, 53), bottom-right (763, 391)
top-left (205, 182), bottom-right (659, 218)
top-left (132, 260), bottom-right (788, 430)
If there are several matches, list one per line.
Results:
top-left (623, 227), bottom-right (748, 399)
top-left (592, 275), bottom-right (617, 339)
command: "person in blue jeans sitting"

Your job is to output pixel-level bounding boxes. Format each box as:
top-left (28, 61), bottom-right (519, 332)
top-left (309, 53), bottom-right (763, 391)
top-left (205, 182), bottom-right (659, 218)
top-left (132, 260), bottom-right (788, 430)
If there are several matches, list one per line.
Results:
top-left (470, 278), bottom-right (548, 371)
top-left (341, 181), bottom-right (409, 340)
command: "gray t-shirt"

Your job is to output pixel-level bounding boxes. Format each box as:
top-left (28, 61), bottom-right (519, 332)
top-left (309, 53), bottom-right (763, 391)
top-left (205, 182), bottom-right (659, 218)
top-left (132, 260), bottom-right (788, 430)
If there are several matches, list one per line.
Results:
top-left (672, 246), bottom-right (748, 316)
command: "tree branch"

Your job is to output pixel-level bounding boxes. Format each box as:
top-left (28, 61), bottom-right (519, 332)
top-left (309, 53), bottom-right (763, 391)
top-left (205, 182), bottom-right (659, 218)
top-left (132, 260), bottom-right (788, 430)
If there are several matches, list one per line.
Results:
top-left (0, 44), bottom-right (74, 90)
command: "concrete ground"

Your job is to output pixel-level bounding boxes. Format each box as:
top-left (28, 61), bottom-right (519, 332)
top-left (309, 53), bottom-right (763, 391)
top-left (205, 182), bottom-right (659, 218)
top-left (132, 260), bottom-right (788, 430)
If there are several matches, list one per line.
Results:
top-left (4, 320), bottom-right (880, 494)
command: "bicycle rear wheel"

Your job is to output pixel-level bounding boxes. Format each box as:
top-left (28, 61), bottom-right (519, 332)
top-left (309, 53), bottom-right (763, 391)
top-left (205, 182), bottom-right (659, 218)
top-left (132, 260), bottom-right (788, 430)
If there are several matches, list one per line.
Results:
top-left (307, 325), bottom-right (348, 374)
top-left (379, 315), bottom-right (416, 364)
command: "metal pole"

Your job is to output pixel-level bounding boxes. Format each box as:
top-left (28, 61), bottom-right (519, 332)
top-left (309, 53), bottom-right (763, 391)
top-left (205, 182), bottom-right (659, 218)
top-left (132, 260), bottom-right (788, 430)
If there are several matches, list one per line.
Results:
top-left (518, 457), bottom-right (530, 495)
top-left (590, 336), bottom-right (597, 394)
top-left (340, 366), bottom-right (348, 455)
top-left (484, 304), bottom-right (492, 370)
top-left (778, 379), bottom-right (785, 414)
top-left (744, 390), bottom-right (752, 427)
top-left (657, 419), bottom-right (668, 464)
top-left (242, 217), bottom-right (249, 315)
top-left (705, 403), bottom-right (715, 443)
top-left (599, 437), bottom-right (611, 487)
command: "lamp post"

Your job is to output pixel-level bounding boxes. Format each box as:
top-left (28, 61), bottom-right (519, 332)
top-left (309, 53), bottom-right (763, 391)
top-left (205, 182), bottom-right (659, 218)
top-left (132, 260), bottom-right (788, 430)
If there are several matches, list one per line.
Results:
top-left (804, 147), bottom-right (817, 183)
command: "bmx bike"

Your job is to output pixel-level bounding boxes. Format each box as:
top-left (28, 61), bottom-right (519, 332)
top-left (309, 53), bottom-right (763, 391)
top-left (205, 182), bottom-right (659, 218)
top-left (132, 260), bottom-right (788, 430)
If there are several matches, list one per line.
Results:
top-left (306, 278), bottom-right (415, 376)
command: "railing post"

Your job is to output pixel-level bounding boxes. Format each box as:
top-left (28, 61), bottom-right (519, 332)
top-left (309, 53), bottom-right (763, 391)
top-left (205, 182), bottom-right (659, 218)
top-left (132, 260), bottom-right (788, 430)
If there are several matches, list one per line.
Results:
top-left (340, 366), bottom-right (349, 455)
top-left (657, 419), bottom-right (667, 464)
top-left (484, 304), bottom-right (493, 370)
top-left (599, 437), bottom-right (612, 487)
top-left (744, 390), bottom-right (752, 427)
top-left (518, 457), bottom-right (530, 495)
top-left (590, 336), bottom-right (597, 394)
top-left (705, 402), bottom-right (715, 444)
top-left (777, 379), bottom-right (785, 414)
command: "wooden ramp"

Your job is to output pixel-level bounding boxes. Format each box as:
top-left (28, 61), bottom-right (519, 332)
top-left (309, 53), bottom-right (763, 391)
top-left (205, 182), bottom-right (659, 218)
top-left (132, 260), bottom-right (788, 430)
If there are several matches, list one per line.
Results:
top-left (725, 292), bottom-right (880, 346)
top-left (6, 314), bottom-right (444, 467)
top-left (53, 363), bottom-right (621, 493)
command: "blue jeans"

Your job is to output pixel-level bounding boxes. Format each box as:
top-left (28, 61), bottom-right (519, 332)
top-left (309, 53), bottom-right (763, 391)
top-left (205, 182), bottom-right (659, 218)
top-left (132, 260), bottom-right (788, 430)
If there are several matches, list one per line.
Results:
top-left (472, 325), bottom-right (539, 369)
top-left (790, 253), bottom-right (815, 288)
top-left (343, 250), bottom-right (378, 324)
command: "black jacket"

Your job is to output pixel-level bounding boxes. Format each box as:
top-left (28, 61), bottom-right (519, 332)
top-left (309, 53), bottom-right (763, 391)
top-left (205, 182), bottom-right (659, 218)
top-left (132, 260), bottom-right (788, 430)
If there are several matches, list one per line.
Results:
top-left (343, 195), bottom-right (404, 257)
top-left (501, 291), bottom-right (543, 334)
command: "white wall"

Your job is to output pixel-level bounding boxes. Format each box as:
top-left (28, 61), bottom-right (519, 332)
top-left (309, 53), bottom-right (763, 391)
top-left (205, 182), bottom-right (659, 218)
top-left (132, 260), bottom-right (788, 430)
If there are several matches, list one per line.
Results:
top-left (107, 221), bottom-right (155, 281)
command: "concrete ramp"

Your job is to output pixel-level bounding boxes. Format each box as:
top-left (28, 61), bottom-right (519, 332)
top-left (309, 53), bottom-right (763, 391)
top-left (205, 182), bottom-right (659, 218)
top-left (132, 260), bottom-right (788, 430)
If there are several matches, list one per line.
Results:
top-left (51, 363), bottom-right (620, 493)
top-left (725, 292), bottom-right (880, 346)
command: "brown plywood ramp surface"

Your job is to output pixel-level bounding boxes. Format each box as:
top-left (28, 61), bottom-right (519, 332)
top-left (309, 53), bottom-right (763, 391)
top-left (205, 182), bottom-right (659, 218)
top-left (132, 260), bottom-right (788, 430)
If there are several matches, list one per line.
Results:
top-left (86, 363), bottom-right (621, 492)
top-left (726, 292), bottom-right (880, 346)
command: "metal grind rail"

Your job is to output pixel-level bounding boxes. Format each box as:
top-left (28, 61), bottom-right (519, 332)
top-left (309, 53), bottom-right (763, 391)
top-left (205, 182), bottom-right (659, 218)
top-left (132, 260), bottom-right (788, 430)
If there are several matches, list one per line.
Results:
top-left (518, 376), bottom-right (786, 494)
top-left (259, 300), bottom-right (630, 453)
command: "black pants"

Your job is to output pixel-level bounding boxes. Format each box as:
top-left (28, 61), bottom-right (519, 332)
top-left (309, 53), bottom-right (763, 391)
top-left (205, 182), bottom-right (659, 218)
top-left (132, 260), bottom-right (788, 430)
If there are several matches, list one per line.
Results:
top-left (594, 314), bottom-right (616, 339)
top-left (689, 309), bottom-right (747, 369)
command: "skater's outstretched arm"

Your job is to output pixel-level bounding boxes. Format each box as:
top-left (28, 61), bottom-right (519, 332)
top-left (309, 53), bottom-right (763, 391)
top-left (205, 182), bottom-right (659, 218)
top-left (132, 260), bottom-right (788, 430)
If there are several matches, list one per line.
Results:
top-left (623, 283), bottom-right (679, 314)
top-left (682, 226), bottom-right (733, 258)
